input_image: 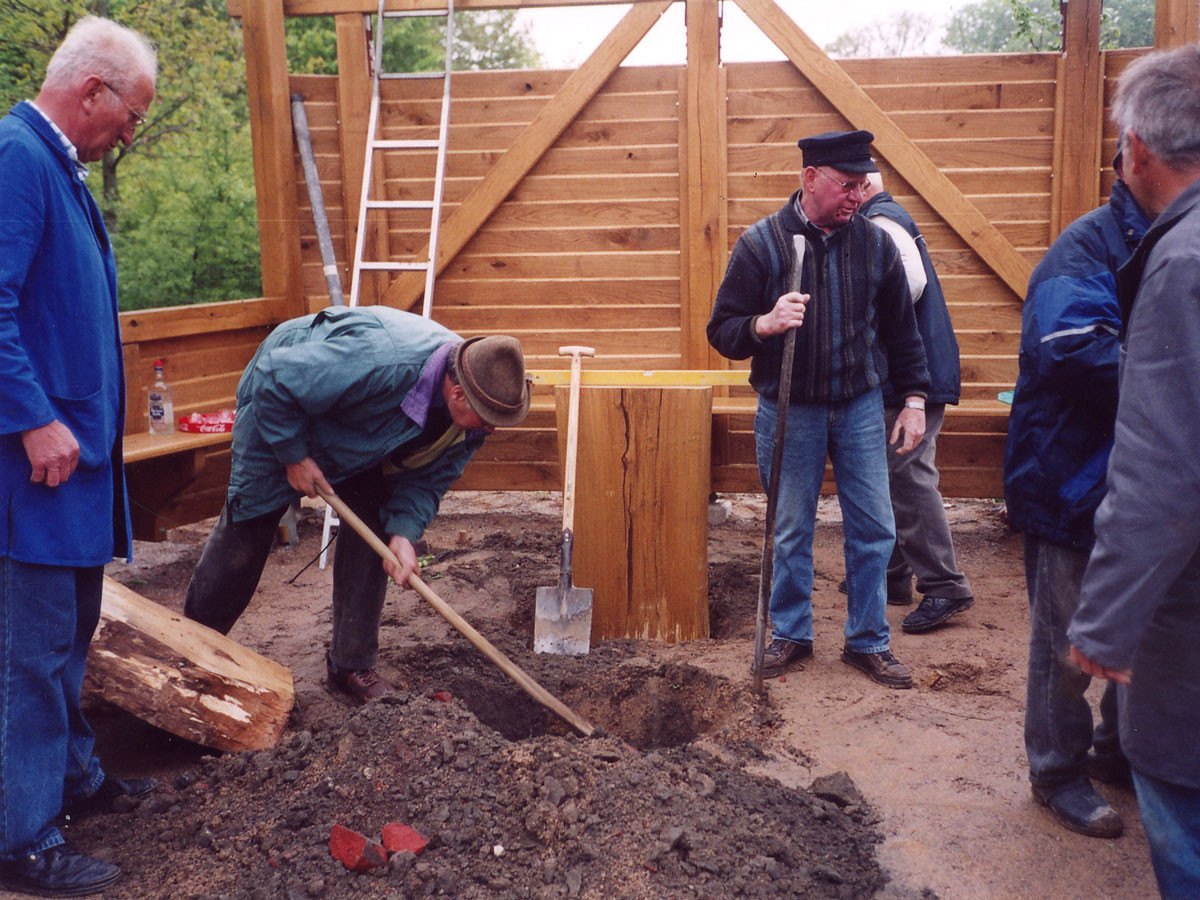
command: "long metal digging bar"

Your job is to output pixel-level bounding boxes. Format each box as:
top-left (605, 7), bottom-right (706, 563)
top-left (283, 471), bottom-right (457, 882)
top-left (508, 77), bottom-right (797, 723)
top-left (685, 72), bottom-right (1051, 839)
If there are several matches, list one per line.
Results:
top-left (752, 234), bottom-right (806, 693)
top-left (317, 487), bottom-right (596, 738)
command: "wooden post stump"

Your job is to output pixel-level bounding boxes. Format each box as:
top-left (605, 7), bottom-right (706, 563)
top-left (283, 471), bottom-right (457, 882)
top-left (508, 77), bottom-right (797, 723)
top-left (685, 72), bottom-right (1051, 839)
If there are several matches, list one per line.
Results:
top-left (85, 577), bottom-right (294, 752)
top-left (555, 385), bottom-right (711, 643)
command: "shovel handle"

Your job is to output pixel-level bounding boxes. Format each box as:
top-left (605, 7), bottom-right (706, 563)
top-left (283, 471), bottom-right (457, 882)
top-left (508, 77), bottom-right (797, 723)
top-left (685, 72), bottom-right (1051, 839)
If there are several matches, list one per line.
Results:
top-left (558, 346), bottom-right (594, 533)
top-left (317, 486), bottom-right (596, 737)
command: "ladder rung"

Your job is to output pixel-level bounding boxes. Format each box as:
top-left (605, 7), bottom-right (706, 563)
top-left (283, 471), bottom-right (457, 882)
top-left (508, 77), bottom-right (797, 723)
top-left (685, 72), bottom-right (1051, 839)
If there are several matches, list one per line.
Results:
top-left (358, 261), bottom-right (431, 272)
top-left (383, 8), bottom-right (449, 18)
top-left (373, 139), bottom-right (440, 149)
top-left (366, 200), bottom-right (435, 210)
top-left (380, 71), bottom-right (448, 81)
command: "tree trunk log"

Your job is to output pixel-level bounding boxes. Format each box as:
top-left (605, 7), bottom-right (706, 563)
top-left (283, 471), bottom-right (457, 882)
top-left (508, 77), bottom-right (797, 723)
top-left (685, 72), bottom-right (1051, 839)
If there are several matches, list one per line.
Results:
top-left (84, 577), bottom-right (294, 752)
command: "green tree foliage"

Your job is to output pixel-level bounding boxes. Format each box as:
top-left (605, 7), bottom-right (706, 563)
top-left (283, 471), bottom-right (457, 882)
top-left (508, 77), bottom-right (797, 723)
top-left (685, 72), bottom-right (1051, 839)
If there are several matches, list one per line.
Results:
top-left (943, 0), bottom-right (1156, 54)
top-left (286, 9), bottom-right (541, 75)
top-left (0, 0), bottom-right (261, 309)
top-left (2, 2), bottom-right (540, 312)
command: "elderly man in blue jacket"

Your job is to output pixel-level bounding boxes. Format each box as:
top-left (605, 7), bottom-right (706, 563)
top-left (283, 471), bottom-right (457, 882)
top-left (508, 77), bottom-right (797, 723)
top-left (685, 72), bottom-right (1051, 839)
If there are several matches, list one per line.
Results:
top-left (185, 306), bottom-right (531, 703)
top-left (1003, 148), bottom-right (1150, 839)
top-left (0, 16), bottom-right (158, 898)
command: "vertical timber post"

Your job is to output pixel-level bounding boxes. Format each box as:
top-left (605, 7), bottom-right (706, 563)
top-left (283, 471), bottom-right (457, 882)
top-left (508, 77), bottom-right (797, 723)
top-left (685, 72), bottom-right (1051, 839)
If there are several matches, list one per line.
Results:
top-left (1155, 0), bottom-right (1200, 47)
top-left (1049, 0), bottom-right (1104, 240)
top-left (243, 0), bottom-right (306, 317)
top-left (560, 386), bottom-right (712, 644)
top-left (681, 0), bottom-right (727, 370)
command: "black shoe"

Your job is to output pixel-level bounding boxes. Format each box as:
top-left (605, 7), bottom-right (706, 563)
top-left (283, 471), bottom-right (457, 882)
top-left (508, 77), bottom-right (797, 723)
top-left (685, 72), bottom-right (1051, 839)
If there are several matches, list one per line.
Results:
top-left (837, 579), bottom-right (913, 605)
top-left (756, 638), bottom-right (812, 678)
top-left (63, 776), bottom-right (157, 819)
top-left (327, 656), bottom-right (393, 702)
top-left (1088, 751), bottom-right (1133, 787)
top-left (841, 647), bottom-right (913, 689)
top-left (0, 845), bottom-right (120, 897)
top-left (901, 595), bottom-right (974, 633)
top-left (1032, 782), bottom-right (1123, 838)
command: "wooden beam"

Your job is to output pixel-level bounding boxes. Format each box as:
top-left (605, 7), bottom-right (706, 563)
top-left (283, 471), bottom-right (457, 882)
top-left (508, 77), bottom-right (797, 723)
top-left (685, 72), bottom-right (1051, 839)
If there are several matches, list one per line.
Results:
top-left (86, 578), bottom-right (293, 752)
top-left (120, 297), bottom-right (287, 343)
top-left (733, 0), bottom-right (1032, 298)
top-left (529, 369), bottom-right (749, 385)
top-left (381, 0), bottom-right (672, 311)
top-left (242, 0), bottom-right (307, 316)
top-left (680, 0), bottom-right (727, 369)
top-left (230, 0), bottom-right (666, 16)
top-left (335, 13), bottom-right (372, 297)
top-left (1050, 0), bottom-right (1104, 240)
top-left (1155, 0), bottom-right (1200, 46)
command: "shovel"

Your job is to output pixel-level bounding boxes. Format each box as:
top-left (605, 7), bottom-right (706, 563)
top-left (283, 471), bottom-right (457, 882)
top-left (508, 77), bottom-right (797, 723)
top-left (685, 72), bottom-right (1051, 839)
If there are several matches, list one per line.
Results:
top-left (316, 486), bottom-right (595, 737)
top-left (534, 345), bottom-right (596, 655)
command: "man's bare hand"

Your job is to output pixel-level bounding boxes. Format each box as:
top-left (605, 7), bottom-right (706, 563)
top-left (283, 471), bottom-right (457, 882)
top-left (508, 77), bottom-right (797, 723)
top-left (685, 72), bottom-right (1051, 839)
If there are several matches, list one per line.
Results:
top-left (890, 406), bottom-right (925, 455)
top-left (22, 421), bottom-right (79, 487)
top-left (1069, 645), bottom-right (1132, 685)
top-left (285, 457), bottom-right (332, 498)
top-left (384, 535), bottom-right (419, 585)
top-left (755, 292), bottom-right (809, 338)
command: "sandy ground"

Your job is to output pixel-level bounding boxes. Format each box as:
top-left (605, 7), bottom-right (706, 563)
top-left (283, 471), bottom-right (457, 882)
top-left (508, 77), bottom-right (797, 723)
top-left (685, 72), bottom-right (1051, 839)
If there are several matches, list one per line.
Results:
top-left (34, 491), bottom-right (1159, 900)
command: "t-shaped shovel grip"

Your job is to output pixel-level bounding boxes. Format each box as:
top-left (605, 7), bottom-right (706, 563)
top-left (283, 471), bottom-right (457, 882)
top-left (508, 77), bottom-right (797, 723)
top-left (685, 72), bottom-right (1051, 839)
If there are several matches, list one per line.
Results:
top-left (558, 345), bottom-right (595, 533)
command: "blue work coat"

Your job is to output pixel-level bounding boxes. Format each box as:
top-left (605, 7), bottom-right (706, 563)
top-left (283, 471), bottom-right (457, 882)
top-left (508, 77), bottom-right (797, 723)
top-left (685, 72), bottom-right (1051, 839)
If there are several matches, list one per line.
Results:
top-left (0, 102), bottom-right (131, 566)
top-left (1003, 180), bottom-right (1150, 549)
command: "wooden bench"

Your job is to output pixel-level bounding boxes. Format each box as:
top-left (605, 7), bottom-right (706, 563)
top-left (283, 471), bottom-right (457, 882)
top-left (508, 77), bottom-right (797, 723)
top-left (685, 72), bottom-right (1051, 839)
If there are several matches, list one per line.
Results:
top-left (123, 431), bottom-right (233, 541)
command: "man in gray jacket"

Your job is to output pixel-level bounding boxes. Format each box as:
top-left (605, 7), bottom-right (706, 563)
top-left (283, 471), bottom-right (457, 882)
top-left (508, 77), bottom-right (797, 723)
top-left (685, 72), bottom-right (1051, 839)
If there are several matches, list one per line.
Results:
top-left (1068, 44), bottom-right (1200, 899)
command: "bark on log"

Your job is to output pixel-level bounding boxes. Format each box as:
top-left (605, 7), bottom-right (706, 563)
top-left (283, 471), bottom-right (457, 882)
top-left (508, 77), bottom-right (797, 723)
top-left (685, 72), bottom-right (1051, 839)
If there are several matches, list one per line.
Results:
top-left (84, 577), bottom-right (294, 752)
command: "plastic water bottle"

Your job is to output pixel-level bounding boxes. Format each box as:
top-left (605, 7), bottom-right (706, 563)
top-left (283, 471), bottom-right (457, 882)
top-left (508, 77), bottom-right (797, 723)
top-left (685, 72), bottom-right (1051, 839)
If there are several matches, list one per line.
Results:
top-left (148, 359), bottom-right (175, 434)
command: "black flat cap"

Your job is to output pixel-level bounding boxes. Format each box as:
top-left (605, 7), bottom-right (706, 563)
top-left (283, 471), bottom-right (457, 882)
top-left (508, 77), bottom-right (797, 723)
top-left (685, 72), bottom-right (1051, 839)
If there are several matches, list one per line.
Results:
top-left (797, 130), bottom-right (879, 174)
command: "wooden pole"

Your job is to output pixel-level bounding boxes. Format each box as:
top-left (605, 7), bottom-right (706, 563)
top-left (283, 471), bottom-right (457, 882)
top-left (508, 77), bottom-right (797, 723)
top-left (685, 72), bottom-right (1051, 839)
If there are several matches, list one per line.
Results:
top-left (566, 386), bottom-right (712, 643)
top-left (1050, 0), bottom-right (1104, 240)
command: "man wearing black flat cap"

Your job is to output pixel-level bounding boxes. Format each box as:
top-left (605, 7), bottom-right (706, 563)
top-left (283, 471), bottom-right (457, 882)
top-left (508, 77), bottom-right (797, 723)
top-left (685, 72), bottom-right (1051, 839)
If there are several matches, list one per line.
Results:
top-left (708, 129), bottom-right (930, 689)
top-left (184, 306), bottom-right (532, 702)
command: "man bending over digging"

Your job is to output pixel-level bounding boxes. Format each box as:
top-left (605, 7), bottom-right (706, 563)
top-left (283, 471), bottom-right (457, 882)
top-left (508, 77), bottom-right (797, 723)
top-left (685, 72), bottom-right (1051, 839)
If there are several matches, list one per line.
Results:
top-left (184, 306), bottom-right (531, 702)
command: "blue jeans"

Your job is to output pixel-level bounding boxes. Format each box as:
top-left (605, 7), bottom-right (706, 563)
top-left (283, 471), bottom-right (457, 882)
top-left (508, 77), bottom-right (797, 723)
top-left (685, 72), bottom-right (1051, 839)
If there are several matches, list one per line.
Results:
top-left (1023, 534), bottom-right (1120, 792)
top-left (1132, 768), bottom-right (1200, 899)
top-left (0, 558), bottom-right (105, 859)
top-left (755, 389), bottom-right (894, 653)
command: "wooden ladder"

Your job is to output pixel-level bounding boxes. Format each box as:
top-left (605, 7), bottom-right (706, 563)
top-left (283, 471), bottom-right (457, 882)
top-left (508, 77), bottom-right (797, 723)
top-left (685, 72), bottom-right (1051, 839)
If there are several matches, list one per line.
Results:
top-left (324, 0), bottom-right (456, 570)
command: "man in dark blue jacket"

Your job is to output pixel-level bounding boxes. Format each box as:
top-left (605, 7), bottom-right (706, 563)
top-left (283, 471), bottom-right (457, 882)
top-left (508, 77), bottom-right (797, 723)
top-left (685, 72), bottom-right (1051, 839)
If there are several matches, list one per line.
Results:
top-left (0, 16), bottom-right (158, 897)
top-left (1003, 151), bottom-right (1150, 839)
top-left (860, 175), bottom-right (974, 634)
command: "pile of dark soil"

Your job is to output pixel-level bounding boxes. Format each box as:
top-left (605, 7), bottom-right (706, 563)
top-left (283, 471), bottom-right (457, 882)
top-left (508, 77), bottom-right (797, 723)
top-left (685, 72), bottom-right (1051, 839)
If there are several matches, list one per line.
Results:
top-left (68, 647), bottom-right (885, 900)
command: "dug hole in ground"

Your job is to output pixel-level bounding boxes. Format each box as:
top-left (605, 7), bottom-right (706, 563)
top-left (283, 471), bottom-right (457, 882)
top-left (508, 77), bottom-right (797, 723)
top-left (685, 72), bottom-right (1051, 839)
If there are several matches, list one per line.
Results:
top-left (47, 493), bottom-right (1155, 900)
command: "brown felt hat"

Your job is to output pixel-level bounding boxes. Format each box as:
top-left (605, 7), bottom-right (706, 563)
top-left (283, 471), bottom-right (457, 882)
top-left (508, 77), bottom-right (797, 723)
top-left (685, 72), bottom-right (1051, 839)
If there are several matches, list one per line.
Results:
top-left (454, 335), bottom-right (532, 428)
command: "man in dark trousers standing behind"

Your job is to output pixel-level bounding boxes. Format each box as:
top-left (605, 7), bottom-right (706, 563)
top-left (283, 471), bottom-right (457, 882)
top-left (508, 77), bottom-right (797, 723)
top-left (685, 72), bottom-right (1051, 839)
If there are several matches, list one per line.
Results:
top-left (860, 173), bottom-right (974, 634)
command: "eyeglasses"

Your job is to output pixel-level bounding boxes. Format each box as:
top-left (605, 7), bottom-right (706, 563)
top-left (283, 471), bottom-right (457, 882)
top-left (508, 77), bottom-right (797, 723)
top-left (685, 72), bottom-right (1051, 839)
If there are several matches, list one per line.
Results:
top-left (102, 80), bottom-right (147, 130)
top-left (813, 167), bottom-right (868, 196)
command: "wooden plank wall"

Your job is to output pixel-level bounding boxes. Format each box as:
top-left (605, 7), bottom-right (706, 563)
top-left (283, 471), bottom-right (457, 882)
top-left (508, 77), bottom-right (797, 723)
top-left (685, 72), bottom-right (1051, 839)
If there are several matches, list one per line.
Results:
top-left (284, 50), bottom-right (1067, 496)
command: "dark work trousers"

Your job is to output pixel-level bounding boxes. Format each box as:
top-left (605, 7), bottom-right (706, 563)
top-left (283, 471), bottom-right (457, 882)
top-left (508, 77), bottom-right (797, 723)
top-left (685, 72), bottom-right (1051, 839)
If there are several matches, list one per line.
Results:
top-left (184, 467), bottom-right (391, 670)
top-left (883, 403), bottom-right (973, 601)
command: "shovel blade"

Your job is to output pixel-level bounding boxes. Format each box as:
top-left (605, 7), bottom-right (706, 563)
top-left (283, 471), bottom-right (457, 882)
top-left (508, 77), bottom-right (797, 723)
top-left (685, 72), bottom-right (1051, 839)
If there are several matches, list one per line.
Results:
top-left (533, 584), bottom-right (594, 655)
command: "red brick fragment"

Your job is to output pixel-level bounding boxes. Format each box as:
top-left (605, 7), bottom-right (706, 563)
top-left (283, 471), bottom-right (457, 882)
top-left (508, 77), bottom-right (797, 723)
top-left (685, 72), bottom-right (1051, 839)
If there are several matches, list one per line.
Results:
top-left (429, 691), bottom-right (452, 702)
top-left (381, 823), bottom-right (429, 856)
top-left (329, 823), bottom-right (389, 872)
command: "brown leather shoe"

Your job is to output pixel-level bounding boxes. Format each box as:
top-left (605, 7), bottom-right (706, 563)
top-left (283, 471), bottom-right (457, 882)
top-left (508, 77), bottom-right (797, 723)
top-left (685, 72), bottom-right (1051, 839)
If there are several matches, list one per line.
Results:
top-left (757, 638), bottom-right (813, 678)
top-left (327, 658), bottom-right (393, 702)
top-left (841, 647), bottom-right (913, 689)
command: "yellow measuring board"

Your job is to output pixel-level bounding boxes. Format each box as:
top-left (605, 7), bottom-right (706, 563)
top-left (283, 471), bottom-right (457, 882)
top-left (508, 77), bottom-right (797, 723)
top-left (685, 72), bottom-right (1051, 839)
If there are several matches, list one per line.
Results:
top-left (528, 369), bottom-right (750, 387)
